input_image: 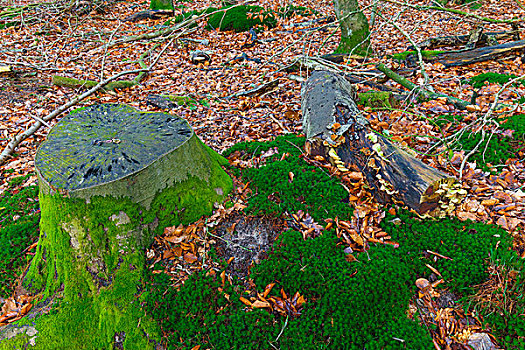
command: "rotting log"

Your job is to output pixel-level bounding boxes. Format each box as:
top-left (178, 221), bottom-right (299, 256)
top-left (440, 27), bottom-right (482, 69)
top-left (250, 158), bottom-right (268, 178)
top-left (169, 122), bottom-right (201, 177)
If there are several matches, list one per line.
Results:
top-left (301, 70), bottom-right (463, 215)
top-left (408, 30), bottom-right (520, 51)
top-left (419, 40), bottom-right (525, 67)
top-left (0, 104), bottom-right (232, 349)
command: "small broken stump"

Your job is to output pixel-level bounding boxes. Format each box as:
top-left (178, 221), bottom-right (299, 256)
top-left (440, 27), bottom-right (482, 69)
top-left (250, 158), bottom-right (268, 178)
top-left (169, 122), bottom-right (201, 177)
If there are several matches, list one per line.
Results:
top-left (301, 71), bottom-right (462, 215)
top-left (0, 104), bottom-right (232, 349)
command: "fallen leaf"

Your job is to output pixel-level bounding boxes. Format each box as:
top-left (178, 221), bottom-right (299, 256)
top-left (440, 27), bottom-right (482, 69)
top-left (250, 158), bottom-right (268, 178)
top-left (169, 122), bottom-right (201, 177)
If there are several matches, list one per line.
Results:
top-left (183, 252), bottom-right (198, 263)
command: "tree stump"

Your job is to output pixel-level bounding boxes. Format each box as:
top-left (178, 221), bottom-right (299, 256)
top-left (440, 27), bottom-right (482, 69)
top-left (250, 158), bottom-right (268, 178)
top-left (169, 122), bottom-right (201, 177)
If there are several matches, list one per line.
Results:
top-left (301, 71), bottom-right (463, 215)
top-left (0, 104), bottom-right (232, 349)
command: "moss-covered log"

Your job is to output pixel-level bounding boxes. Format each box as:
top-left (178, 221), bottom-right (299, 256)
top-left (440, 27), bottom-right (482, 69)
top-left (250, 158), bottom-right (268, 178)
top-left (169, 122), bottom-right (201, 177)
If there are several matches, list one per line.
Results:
top-left (0, 104), bottom-right (232, 349)
top-left (408, 30), bottom-right (520, 51)
top-left (405, 39), bottom-right (525, 68)
top-left (301, 70), bottom-right (459, 214)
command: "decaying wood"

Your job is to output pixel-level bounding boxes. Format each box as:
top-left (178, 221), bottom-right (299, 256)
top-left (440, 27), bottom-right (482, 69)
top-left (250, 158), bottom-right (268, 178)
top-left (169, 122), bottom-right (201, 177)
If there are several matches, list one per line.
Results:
top-left (432, 39), bottom-right (525, 67)
top-left (408, 30), bottom-right (520, 51)
top-left (301, 70), bottom-right (460, 214)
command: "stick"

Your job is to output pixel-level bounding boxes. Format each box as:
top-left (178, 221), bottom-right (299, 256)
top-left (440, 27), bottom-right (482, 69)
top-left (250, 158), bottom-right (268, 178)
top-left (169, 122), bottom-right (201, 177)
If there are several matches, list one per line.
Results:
top-left (376, 63), bottom-right (470, 110)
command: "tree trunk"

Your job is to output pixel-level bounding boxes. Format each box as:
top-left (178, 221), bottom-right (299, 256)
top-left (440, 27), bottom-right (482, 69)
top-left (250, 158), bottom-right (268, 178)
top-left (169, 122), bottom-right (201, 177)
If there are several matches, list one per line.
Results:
top-left (0, 104), bottom-right (232, 349)
top-left (333, 0), bottom-right (371, 56)
top-left (301, 71), bottom-right (462, 215)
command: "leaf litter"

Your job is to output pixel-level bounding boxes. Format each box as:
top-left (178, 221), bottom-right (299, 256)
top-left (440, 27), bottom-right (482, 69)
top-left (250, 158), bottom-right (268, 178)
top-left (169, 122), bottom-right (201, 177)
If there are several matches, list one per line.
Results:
top-left (1, 0), bottom-right (525, 347)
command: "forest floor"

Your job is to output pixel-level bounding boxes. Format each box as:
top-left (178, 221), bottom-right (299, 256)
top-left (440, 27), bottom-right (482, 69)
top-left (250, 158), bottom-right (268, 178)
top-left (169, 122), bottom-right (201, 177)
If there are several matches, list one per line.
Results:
top-left (1, 0), bottom-right (525, 349)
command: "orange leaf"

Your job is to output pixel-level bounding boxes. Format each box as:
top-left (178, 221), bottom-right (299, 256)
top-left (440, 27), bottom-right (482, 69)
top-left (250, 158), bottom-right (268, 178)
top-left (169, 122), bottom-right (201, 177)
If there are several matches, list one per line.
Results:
top-left (263, 283), bottom-right (275, 298)
top-left (183, 252), bottom-right (198, 264)
top-left (252, 300), bottom-right (270, 308)
top-left (239, 297), bottom-right (252, 307)
top-left (191, 346), bottom-right (201, 350)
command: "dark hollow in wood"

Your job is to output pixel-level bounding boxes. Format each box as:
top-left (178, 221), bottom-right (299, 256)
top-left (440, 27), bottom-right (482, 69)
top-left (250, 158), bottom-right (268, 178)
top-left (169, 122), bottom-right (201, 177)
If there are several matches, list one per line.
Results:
top-left (301, 70), bottom-right (454, 214)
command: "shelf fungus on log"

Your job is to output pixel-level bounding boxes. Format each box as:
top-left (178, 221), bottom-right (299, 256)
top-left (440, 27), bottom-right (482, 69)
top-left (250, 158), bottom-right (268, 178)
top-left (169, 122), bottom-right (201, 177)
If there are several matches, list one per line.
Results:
top-left (0, 104), bottom-right (232, 349)
top-left (301, 70), bottom-right (464, 215)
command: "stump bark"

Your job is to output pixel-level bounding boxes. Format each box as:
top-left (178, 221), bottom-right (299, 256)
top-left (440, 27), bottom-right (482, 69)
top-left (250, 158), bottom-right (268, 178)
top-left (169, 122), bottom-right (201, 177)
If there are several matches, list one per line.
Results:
top-left (0, 104), bottom-right (232, 349)
top-left (301, 71), bottom-right (461, 215)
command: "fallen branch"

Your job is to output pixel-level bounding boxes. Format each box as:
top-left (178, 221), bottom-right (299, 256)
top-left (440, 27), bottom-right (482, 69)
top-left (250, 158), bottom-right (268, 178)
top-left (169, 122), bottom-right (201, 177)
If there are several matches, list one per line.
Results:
top-left (429, 39), bottom-right (525, 67)
top-left (376, 63), bottom-right (470, 110)
top-left (301, 70), bottom-right (459, 215)
top-left (408, 30), bottom-right (520, 51)
top-left (380, 0), bottom-right (525, 24)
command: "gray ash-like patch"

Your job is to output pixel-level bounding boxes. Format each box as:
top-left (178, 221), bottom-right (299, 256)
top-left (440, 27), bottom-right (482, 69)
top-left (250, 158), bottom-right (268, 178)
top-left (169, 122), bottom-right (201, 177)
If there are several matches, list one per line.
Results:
top-left (215, 215), bottom-right (278, 278)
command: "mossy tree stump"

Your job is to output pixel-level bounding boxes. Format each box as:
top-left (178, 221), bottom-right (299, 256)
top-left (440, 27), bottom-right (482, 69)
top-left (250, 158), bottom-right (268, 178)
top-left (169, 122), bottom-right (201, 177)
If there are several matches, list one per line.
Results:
top-left (0, 104), bottom-right (232, 349)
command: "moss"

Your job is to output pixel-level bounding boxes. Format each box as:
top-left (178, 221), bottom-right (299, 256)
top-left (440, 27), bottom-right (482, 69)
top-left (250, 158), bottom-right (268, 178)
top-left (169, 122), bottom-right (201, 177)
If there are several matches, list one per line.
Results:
top-left (140, 136), bottom-right (517, 349)
top-left (334, 12), bottom-right (370, 56)
top-left (391, 50), bottom-right (445, 61)
top-left (52, 75), bottom-right (135, 91)
top-left (0, 175), bottom-right (39, 297)
top-left (150, 0), bottom-right (173, 10)
top-left (206, 5), bottom-right (277, 32)
top-left (469, 72), bottom-right (525, 89)
top-left (382, 209), bottom-right (512, 293)
top-left (455, 114), bottom-right (525, 171)
top-left (357, 91), bottom-right (394, 108)
top-left (225, 135), bottom-right (352, 222)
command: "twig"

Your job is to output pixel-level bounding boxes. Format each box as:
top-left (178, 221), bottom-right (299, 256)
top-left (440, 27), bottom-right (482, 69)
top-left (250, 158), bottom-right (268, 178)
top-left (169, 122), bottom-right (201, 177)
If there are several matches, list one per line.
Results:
top-left (31, 115), bottom-right (52, 128)
top-left (379, 0), bottom-right (525, 24)
top-left (268, 114), bottom-right (291, 133)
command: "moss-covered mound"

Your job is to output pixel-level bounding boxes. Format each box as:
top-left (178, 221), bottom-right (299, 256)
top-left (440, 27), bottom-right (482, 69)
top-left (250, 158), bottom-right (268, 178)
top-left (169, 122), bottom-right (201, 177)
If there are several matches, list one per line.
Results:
top-left (0, 175), bottom-right (39, 298)
top-left (469, 72), bottom-right (525, 90)
top-left (457, 114), bottom-right (525, 171)
top-left (223, 134), bottom-right (353, 222)
top-left (206, 5), bottom-right (277, 32)
top-left (391, 50), bottom-right (445, 61)
top-left (144, 136), bottom-right (518, 349)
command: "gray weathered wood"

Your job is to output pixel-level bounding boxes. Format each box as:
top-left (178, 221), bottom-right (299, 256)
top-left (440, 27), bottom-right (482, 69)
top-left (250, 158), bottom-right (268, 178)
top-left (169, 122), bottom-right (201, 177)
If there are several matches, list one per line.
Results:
top-left (301, 70), bottom-right (455, 214)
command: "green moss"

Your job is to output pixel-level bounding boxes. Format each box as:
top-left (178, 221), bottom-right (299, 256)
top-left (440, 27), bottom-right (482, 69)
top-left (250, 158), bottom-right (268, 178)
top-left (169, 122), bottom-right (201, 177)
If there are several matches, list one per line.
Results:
top-left (150, 0), bottom-right (173, 10)
top-left (455, 114), bottom-right (525, 171)
top-left (391, 50), bottom-right (445, 61)
top-left (334, 12), bottom-right (370, 56)
top-left (206, 5), bottom-right (277, 32)
top-left (382, 209), bottom-right (512, 293)
top-left (145, 270), bottom-right (278, 349)
top-left (0, 175), bottom-right (39, 297)
top-left (357, 91), bottom-right (394, 108)
top-left (52, 75), bottom-right (135, 91)
top-left (225, 135), bottom-right (353, 222)
top-left (141, 136), bottom-right (518, 349)
top-left (469, 72), bottom-right (525, 89)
